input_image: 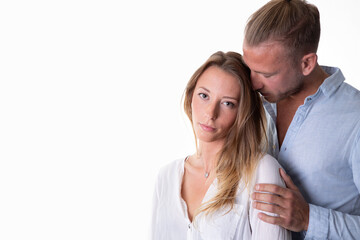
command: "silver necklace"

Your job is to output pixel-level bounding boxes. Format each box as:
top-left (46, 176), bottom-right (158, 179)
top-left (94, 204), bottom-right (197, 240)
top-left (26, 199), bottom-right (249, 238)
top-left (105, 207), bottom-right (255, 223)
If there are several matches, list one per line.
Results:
top-left (186, 156), bottom-right (211, 178)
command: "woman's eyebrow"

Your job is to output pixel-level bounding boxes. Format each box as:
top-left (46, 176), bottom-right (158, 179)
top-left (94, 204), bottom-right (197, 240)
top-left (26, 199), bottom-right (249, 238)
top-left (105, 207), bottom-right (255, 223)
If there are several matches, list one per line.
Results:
top-left (199, 87), bottom-right (238, 101)
top-left (198, 87), bottom-right (210, 92)
top-left (223, 96), bottom-right (239, 101)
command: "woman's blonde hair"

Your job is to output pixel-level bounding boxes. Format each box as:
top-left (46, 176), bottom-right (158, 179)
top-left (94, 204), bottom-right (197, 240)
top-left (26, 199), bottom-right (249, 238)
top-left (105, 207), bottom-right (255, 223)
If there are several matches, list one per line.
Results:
top-left (183, 51), bottom-right (267, 219)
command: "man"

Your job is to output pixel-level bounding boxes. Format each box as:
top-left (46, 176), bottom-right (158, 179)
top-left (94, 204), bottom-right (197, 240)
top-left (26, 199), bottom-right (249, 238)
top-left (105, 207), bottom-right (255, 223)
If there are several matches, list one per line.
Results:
top-left (242, 0), bottom-right (360, 239)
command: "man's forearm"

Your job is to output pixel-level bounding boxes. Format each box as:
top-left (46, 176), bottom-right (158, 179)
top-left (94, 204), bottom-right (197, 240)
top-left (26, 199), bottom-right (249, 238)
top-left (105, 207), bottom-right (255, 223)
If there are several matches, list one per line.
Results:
top-left (305, 204), bottom-right (360, 239)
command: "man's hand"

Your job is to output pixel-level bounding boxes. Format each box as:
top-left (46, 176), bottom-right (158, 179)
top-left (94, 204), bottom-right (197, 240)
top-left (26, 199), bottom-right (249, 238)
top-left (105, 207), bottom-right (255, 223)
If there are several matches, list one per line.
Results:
top-left (251, 168), bottom-right (310, 232)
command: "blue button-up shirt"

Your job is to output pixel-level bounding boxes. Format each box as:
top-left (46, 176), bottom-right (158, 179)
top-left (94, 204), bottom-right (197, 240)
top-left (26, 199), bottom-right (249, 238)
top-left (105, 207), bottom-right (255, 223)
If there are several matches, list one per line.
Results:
top-left (264, 66), bottom-right (360, 239)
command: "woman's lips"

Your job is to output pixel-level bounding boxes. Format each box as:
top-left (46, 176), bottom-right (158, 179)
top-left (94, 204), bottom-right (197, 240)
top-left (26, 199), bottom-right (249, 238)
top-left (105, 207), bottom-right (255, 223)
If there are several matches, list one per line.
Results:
top-left (199, 123), bottom-right (215, 132)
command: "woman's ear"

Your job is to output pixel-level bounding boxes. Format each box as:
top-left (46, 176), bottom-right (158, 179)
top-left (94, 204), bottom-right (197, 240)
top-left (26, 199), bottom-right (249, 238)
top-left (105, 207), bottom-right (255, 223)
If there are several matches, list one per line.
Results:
top-left (301, 53), bottom-right (317, 76)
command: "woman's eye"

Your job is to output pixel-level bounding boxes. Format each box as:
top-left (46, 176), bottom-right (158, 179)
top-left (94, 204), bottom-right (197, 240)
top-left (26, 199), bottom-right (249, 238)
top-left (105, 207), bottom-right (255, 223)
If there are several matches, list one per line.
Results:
top-left (199, 93), bottom-right (208, 99)
top-left (223, 101), bottom-right (235, 108)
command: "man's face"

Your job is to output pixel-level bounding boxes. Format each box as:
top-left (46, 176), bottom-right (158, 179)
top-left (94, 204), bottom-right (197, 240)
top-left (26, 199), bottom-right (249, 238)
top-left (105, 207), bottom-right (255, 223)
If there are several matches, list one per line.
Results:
top-left (243, 40), bottom-right (304, 103)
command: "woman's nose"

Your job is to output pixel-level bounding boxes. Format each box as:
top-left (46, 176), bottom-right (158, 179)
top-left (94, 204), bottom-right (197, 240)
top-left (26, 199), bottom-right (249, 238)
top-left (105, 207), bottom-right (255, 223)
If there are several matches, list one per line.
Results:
top-left (205, 101), bottom-right (219, 120)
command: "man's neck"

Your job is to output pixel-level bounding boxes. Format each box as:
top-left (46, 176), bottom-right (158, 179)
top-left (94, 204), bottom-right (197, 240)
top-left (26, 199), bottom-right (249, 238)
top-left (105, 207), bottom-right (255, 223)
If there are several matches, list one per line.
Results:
top-left (282, 64), bottom-right (329, 104)
top-left (275, 65), bottom-right (329, 147)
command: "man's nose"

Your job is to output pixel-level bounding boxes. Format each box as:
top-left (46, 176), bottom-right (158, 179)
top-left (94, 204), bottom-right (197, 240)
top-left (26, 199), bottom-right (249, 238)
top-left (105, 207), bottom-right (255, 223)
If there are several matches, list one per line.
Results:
top-left (251, 72), bottom-right (263, 90)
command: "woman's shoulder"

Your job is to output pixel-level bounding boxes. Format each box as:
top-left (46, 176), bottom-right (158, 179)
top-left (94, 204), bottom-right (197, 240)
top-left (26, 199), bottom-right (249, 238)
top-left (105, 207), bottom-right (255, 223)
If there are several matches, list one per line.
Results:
top-left (156, 157), bottom-right (186, 183)
top-left (254, 154), bottom-right (285, 186)
top-left (258, 153), bottom-right (282, 169)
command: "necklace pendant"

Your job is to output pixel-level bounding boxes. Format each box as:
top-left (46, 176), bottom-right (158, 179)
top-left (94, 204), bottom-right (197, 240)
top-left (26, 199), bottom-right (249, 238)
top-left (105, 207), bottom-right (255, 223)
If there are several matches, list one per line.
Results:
top-left (204, 172), bottom-right (209, 178)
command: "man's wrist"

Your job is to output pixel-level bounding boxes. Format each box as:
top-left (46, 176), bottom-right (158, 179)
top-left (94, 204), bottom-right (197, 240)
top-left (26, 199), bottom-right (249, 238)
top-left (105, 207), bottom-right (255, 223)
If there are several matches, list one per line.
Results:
top-left (304, 204), bottom-right (329, 239)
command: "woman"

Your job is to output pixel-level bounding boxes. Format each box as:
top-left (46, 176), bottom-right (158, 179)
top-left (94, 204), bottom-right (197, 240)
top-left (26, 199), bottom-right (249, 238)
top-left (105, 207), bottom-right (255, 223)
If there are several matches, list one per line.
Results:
top-left (151, 51), bottom-right (291, 239)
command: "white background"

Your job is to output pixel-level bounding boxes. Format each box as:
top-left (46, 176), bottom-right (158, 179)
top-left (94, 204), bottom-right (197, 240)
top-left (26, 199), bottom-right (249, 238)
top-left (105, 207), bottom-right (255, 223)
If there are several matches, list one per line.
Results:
top-left (1, 0), bottom-right (359, 239)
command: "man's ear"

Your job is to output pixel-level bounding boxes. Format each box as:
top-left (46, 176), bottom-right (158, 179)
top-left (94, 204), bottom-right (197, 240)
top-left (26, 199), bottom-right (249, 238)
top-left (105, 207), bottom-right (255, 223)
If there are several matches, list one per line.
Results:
top-left (301, 53), bottom-right (317, 76)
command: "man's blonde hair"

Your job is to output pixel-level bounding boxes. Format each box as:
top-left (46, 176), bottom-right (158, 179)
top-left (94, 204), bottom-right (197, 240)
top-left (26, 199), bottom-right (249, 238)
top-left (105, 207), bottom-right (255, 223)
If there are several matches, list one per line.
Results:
top-left (245, 0), bottom-right (320, 59)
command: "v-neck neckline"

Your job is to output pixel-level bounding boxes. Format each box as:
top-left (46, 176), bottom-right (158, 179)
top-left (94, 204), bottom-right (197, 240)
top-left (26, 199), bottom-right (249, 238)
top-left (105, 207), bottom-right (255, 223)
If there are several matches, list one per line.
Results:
top-left (179, 156), bottom-right (217, 223)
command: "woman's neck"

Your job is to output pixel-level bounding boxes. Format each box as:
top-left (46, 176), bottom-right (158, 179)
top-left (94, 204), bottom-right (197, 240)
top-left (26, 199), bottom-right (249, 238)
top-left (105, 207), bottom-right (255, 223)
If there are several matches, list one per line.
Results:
top-left (195, 140), bottom-right (223, 172)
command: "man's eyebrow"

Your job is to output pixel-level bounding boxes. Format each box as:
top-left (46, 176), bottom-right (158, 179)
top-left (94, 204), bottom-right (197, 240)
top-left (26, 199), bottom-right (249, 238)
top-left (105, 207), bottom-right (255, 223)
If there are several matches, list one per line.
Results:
top-left (254, 70), bottom-right (278, 75)
top-left (242, 56), bottom-right (277, 75)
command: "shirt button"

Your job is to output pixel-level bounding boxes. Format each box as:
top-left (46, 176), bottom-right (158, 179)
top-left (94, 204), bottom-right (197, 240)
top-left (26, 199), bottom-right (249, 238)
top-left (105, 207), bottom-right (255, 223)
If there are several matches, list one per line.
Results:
top-left (272, 144), bottom-right (276, 150)
top-left (188, 224), bottom-right (191, 229)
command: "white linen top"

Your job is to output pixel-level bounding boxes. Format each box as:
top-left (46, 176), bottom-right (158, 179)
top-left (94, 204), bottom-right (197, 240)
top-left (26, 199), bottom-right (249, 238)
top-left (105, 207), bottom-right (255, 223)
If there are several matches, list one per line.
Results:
top-left (151, 154), bottom-right (291, 240)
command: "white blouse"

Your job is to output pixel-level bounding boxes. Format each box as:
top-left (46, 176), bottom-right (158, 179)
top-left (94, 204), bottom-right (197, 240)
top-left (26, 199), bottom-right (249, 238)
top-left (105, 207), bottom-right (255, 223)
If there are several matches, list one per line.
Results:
top-left (151, 154), bottom-right (291, 240)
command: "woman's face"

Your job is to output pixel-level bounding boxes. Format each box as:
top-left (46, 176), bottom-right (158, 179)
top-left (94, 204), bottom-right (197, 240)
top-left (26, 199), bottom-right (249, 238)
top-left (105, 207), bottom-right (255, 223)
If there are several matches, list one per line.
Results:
top-left (191, 66), bottom-right (241, 144)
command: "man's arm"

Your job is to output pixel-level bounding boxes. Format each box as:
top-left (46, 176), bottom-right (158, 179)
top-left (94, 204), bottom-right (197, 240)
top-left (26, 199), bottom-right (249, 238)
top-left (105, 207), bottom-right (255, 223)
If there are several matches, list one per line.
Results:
top-left (252, 168), bottom-right (360, 239)
top-left (306, 203), bottom-right (360, 239)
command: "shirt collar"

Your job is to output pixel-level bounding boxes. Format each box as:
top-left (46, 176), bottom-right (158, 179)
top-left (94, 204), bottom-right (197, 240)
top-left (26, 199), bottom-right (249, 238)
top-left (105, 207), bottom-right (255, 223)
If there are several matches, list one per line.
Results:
top-left (318, 66), bottom-right (345, 98)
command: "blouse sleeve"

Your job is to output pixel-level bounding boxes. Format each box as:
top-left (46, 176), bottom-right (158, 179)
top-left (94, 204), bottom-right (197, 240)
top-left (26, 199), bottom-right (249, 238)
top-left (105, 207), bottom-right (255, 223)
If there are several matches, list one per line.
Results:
top-left (150, 173), bottom-right (161, 240)
top-left (249, 155), bottom-right (292, 240)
